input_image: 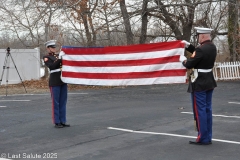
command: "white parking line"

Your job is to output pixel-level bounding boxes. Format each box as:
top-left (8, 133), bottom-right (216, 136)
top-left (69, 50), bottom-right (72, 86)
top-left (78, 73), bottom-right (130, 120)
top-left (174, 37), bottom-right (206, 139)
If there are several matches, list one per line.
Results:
top-left (0, 93), bottom-right (88, 97)
top-left (108, 127), bottom-right (240, 144)
top-left (0, 106), bottom-right (7, 108)
top-left (68, 93), bottom-right (89, 95)
top-left (228, 102), bottom-right (240, 105)
top-left (181, 112), bottom-right (240, 118)
top-left (0, 100), bottom-right (30, 102)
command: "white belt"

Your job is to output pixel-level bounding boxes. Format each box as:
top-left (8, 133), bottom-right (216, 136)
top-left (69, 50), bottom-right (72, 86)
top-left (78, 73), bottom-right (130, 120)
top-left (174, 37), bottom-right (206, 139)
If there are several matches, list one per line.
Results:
top-left (198, 69), bottom-right (212, 73)
top-left (50, 69), bottom-right (61, 73)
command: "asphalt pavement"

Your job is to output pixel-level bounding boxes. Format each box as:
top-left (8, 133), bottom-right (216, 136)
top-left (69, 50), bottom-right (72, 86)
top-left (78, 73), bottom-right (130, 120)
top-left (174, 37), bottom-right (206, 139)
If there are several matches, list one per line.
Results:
top-left (0, 81), bottom-right (240, 160)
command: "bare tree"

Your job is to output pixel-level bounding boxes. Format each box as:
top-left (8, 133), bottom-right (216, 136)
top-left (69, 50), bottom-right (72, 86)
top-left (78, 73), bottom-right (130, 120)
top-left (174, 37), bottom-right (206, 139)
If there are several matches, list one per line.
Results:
top-left (0, 0), bottom-right (235, 62)
top-left (99, 0), bottom-right (113, 46)
top-left (0, 0), bottom-right (64, 51)
top-left (228, 0), bottom-right (240, 61)
top-left (146, 0), bottom-right (228, 42)
top-left (139, 0), bottom-right (149, 44)
top-left (119, 0), bottom-right (134, 45)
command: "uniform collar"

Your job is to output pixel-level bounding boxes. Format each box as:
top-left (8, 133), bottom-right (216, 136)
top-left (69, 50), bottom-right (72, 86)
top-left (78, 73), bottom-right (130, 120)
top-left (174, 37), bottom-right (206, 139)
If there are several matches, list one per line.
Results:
top-left (200, 40), bottom-right (211, 45)
top-left (48, 52), bottom-right (55, 56)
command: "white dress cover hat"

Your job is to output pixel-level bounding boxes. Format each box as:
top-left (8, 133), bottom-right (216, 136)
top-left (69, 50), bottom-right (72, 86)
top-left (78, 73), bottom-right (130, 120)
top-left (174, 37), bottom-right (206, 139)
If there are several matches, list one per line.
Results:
top-left (194, 27), bottom-right (213, 34)
top-left (45, 40), bottom-right (56, 47)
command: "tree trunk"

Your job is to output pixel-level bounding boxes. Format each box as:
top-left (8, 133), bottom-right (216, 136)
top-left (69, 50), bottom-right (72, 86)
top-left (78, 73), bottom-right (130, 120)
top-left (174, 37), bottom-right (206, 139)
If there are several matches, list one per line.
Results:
top-left (181, 0), bottom-right (195, 42)
top-left (103, 0), bottom-right (112, 46)
top-left (228, 0), bottom-right (239, 61)
top-left (119, 0), bottom-right (134, 45)
top-left (153, 0), bottom-right (182, 40)
top-left (81, 14), bottom-right (92, 47)
top-left (139, 0), bottom-right (149, 44)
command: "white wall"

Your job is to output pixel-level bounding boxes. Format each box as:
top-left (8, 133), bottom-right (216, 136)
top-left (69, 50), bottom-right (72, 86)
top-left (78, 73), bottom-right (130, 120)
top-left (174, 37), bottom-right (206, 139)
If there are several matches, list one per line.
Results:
top-left (0, 48), bottom-right (41, 84)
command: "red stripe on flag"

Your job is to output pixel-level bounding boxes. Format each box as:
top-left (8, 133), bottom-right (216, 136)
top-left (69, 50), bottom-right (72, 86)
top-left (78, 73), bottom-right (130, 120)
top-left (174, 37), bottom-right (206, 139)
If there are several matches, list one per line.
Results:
top-left (61, 40), bottom-right (184, 55)
top-left (62, 69), bottom-right (186, 79)
top-left (63, 55), bottom-right (180, 67)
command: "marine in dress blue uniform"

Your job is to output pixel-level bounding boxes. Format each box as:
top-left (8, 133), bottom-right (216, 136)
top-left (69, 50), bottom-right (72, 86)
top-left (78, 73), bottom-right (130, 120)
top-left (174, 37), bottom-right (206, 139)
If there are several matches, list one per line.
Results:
top-left (43, 40), bottom-right (70, 128)
top-left (180, 27), bottom-right (217, 145)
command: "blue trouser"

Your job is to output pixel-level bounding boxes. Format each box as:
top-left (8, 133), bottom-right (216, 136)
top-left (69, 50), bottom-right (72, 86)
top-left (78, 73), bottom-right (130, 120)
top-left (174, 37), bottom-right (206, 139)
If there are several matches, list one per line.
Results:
top-left (191, 89), bottom-right (213, 143)
top-left (50, 84), bottom-right (68, 124)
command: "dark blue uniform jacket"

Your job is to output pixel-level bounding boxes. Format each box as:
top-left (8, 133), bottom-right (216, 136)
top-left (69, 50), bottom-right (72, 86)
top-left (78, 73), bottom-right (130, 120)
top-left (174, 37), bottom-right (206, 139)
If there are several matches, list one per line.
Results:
top-left (183, 40), bottom-right (217, 92)
top-left (43, 53), bottom-right (64, 87)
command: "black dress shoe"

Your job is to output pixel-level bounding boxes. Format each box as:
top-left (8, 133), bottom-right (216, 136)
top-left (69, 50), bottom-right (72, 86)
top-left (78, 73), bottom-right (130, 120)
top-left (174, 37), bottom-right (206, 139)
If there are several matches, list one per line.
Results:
top-left (61, 123), bottom-right (70, 127)
top-left (55, 123), bottom-right (63, 128)
top-left (189, 141), bottom-right (212, 145)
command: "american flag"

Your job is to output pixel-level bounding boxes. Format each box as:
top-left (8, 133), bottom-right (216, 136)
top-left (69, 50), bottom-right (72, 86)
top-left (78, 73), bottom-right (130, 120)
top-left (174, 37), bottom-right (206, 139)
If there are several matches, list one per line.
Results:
top-left (61, 40), bottom-right (187, 86)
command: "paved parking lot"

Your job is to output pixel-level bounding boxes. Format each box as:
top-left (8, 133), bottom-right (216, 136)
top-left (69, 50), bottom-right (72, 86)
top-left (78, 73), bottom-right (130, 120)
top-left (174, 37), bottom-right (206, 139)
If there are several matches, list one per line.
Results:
top-left (0, 81), bottom-right (240, 160)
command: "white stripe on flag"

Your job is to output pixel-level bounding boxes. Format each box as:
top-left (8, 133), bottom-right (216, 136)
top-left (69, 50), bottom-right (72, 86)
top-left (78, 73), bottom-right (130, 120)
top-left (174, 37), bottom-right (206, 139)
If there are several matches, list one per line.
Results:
top-left (62, 63), bottom-right (184, 73)
top-left (61, 76), bottom-right (186, 86)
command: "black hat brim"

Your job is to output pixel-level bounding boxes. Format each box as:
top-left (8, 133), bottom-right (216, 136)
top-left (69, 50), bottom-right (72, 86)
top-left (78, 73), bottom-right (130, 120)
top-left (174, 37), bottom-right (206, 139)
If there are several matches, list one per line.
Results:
top-left (48, 45), bottom-right (56, 48)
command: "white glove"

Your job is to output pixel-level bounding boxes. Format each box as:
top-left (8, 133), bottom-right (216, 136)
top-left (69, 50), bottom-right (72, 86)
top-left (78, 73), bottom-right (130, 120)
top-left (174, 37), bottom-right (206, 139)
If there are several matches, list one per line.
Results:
top-left (179, 55), bottom-right (187, 62)
top-left (58, 51), bottom-right (65, 59)
top-left (181, 40), bottom-right (190, 48)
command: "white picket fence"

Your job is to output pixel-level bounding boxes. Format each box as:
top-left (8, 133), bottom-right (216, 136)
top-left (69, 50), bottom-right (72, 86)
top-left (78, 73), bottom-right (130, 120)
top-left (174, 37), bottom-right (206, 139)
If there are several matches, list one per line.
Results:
top-left (213, 61), bottom-right (240, 80)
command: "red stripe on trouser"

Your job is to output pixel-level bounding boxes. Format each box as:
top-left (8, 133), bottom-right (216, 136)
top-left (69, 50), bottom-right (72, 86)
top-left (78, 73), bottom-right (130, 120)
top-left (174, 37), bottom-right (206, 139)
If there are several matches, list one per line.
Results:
top-left (193, 94), bottom-right (201, 142)
top-left (50, 87), bottom-right (55, 124)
